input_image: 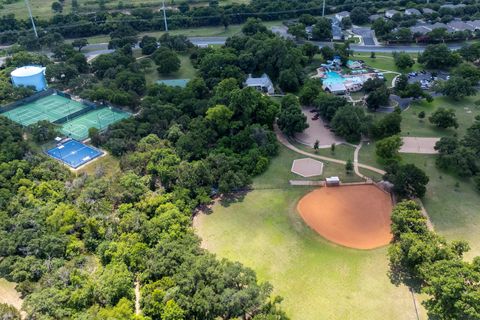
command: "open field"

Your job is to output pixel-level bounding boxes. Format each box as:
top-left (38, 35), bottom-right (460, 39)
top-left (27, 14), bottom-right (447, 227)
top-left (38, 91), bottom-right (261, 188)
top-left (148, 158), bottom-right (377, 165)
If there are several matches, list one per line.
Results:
top-left (145, 54), bottom-right (196, 84)
top-left (359, 95), bottom-right (480, 259)
top-left (195, 145), bottom-right (424, 319)
top-left (352, 52), bottom-right (421, 73)
top-left (401, 95), bottom-right (480, 138)
top-left (0, 0), bottom-right (250, 19)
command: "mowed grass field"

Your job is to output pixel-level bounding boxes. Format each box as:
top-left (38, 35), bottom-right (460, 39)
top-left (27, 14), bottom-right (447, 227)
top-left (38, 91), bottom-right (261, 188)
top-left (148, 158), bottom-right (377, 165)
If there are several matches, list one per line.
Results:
top-left (144, 54), bottom-right (197, 84)
top-left (359, 95), bottom-right (480, 258)
top-left (1, 0), bottom-right (250, 19)
top-left (195, 145), bottom-right (425, 320)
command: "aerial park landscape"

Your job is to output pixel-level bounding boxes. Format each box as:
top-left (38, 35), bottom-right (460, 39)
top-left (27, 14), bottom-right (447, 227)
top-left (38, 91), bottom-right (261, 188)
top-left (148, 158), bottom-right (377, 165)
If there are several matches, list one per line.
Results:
top-left (0, 0), bottom-right (480, 319)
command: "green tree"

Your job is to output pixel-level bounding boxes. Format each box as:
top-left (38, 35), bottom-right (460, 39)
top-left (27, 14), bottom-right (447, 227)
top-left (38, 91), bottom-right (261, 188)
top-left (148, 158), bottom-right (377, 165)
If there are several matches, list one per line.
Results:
top-left (418, 44), bottom-right (461, 69)
top-left (242, 18), bottom-right (268, 36)
top-left (375, 135), bottom-right (403, 161)
top-left (96, 262), bottom-right (134, 306)
top-left (435, 77), bottom-right (476, 100)
top-left (278, 69), bottom-right (300, 92)
top-left (28, 120), bottom-right (59, 143)
top-left (331, 105), bottom-right (368, 142)
top-left (350, 7), bottom-right (369, 24)
top-left (206, 104), bottom-right (234, 134)
top-left (314, 140), bottom-right (319, 153)
top-left (312, 17), bottom-right (332, 40)
top-left (288, 23), bottom-right (307, 39)
top-left (277, 94), bottom-right (308, 136)
top-left (51, 1), bottom-right (63, 12)
top-left (153, 47), bottom-right (181, 74)
top-left (428, 108), bottom-right (459, 129)
top-left (162, 300), bottom-right (185, 320)
top-left (366, 86), bottom-right (390, 111)
top-left (452, 62), bottom-right (480, 85)
top-left (72, 38), bottom-right (88, 52)
top-left (370, 110), bottom-right (402, 139)
top-left (299, 79), bottom-right (322, 106)
top-left (384, 163), bottom-right (429, 198)
top-left (345, 159), bottom-right (353, 174)
top-left (463, 116), bottom-right (480, 155)
top-left (393, 52), bottom-right (415, 69)
top-left (140, 35), bottom-right (158, 55)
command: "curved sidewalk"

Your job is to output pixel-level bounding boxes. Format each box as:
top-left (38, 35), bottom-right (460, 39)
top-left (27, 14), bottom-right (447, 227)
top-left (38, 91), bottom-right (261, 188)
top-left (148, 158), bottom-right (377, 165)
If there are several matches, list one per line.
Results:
top-left (275, 125), bottom-right (385, 178)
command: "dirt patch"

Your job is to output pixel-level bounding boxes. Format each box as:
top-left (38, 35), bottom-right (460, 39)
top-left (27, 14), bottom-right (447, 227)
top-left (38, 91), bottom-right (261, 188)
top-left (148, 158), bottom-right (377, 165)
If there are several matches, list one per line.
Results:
top-left (400, 137), bottom-right (439, 154)
top-left (0, 278), bottom-right (23, 311)
top-left (295, 108), bottom-right (344, 148)
top-left (297, 185), bottom-right (393, 249)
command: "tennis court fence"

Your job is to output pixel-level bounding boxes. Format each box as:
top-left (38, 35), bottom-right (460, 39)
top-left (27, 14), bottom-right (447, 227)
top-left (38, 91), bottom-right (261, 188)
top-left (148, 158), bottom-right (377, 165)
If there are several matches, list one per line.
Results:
top-left (0, 88), bottom-right (56, 114)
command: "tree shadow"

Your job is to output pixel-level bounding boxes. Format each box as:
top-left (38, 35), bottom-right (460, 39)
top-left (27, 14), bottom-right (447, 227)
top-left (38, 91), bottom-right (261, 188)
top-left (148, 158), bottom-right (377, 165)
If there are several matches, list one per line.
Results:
top-left (219, 189), bottom-right (249, 208)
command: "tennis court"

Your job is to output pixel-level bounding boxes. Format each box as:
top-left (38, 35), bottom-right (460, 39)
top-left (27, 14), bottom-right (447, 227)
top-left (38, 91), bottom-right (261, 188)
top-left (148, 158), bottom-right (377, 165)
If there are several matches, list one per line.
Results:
top-left (2, 94), bottom-right (85, 126)
top-left (47, 140), bottom-right (103, 168)
top-left (61, 107), bottom-right (131, 140)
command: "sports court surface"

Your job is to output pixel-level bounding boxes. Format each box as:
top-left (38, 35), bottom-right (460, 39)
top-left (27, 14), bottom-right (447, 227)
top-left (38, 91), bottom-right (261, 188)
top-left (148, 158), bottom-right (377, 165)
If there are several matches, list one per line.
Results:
top-left (297, 185), bottom-right (393, 249)
top-left (47, 140), bottom-right (103, 169)
top-left (61, 107), bottom-right (130, 140)
top-left (1, 94), bottom-right (84, 126)
top-left (400, 137), bottom-right (440, 154)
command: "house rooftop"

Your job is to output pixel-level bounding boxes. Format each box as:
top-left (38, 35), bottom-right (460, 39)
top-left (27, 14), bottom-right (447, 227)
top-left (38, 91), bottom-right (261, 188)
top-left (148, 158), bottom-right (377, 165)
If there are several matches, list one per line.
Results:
top-left (405, 8), bottom-right (421, 15)
top-left (245, 73), bottom-right (273, 87)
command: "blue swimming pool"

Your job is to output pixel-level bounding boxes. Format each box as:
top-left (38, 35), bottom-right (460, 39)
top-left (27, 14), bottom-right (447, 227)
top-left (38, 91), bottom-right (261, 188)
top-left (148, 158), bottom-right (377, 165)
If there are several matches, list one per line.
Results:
top-left (323, 71), bottom-right (345, 85)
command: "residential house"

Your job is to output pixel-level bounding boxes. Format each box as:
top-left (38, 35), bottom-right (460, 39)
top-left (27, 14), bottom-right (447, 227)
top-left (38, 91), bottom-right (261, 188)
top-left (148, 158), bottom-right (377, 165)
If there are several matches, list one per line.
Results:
top-left (335, 11), bottom-right (350, 22)
top-left (405, 8), bottom-right (421, 16)
top-left (245, 73), bottom-right (274, 95)
top-left (385, 10), bottom-right (400, 18)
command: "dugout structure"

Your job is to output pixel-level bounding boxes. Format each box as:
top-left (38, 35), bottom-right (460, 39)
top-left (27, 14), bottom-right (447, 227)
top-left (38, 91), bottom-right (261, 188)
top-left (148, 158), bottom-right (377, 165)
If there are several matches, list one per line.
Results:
top-left (0, 89), bottom-right (130, 141)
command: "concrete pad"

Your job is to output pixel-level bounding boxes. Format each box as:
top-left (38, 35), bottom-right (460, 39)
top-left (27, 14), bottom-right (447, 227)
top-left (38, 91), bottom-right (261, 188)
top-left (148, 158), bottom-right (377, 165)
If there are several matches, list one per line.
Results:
top-left (291, 158), bottom-right (324, 177)
top-left (295, 107), bottom-right (344, 148)
top-left (400, 137), bottom-right (440, 154)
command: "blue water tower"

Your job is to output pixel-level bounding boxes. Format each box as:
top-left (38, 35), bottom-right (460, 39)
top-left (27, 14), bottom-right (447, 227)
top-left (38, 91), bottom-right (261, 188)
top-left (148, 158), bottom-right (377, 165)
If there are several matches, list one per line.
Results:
top-left (11, 65), bottom-right (47, 91)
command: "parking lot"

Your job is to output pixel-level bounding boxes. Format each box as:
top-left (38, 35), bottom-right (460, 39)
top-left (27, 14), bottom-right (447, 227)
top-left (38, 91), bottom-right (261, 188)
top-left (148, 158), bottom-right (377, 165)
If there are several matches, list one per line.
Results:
top-left (352, 27), bottom-right (376, 45)
top-left (407, 71), bottom-right (449, 90)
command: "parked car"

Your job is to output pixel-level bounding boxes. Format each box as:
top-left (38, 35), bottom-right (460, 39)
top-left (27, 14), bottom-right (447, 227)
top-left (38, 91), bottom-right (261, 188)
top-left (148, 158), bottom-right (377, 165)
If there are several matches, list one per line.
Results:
top-left (312, 115), bottom-right (320, 120)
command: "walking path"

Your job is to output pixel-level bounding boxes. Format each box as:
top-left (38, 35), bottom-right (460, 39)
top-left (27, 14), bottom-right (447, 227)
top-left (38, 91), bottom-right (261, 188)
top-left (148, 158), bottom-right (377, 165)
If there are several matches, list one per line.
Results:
top-left (275, 124), bottom-right (385, 178)
top-left (135, 279), bottom-right (141, 316)
top-left (277, 124), bottom-right (435, 230)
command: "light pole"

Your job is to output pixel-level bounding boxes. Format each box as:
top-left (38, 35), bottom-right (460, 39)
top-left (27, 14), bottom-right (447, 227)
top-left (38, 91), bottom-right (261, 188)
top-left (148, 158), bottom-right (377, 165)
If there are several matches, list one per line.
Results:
top-left (162, 0), bottom-right (168, 32)
top-left (25, 0), bottom-right (38, 38)
top-left (322, 0), bottom-right (326, 17)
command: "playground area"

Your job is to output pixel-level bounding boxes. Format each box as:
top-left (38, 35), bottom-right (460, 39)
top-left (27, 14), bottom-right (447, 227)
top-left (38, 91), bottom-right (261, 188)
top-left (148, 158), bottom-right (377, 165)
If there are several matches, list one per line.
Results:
top-left (47, 139), bottom-right (103, 169)
top-left (1, 91), bottom-right (131, 140)
top-left (297, 185), bottom-right (393, 249)
top-left (61, 107), bottom-right (130, 140)
top-left (1, 94), bottom-right (84, 126)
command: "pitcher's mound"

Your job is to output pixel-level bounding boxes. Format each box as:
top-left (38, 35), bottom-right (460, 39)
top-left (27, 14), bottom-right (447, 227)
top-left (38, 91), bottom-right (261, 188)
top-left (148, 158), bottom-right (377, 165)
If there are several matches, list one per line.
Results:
top-left (297, 185), bottom-right (393, 249)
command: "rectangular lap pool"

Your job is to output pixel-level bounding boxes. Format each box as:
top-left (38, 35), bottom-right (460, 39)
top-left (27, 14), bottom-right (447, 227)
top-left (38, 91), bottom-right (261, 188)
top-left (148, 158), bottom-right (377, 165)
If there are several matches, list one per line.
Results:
top-left (47, 140), bottom-right (103, 169)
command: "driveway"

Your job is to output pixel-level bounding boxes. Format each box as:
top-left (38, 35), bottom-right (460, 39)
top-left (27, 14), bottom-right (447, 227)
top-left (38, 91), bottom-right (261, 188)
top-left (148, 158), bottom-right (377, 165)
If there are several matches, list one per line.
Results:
top-left (294, 107), bottom-right (345, 148)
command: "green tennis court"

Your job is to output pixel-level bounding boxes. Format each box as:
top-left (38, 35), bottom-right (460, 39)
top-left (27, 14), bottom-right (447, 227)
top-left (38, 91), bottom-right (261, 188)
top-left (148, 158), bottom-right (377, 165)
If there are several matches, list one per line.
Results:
top-left (61, 107), bottom-right (130, 140)
top-left (1, 95), bottom-right (85, 126)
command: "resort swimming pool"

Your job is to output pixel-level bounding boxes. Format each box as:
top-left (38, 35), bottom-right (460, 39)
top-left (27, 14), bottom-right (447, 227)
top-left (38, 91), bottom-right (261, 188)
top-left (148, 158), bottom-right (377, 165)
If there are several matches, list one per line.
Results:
top-left (323, 71), bottom-right (365, 86)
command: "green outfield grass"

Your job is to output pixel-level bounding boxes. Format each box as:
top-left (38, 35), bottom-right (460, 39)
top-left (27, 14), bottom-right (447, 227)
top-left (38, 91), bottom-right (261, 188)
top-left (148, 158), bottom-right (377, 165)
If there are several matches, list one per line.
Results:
top-left (195, 145), bottom-right (425, 320)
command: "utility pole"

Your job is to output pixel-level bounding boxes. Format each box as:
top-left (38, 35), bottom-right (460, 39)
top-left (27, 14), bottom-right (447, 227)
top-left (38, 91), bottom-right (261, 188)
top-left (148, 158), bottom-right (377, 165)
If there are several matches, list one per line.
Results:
top-left (162, 0), bottom-right (168, 32)
top-left (322, 0), bottom-right (326, 17)
top-left (25, 0), bottom-right (38, 38)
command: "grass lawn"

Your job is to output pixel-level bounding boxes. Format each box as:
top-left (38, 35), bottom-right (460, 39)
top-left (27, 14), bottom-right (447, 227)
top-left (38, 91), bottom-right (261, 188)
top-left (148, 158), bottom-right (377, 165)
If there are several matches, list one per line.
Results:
top-left (195, 145), bottom-right (425, 319)
top-left (80, 20), bottom-right (283, 44)
top-left (291, 140), bottom-right (355, 162)
top-left (359, 94), bottom-right (480, 258)
top-left (401, 95), bottom-right (480, 138)
top-left (352, 52), bottom-right (421, 73)
top-left (76, 153), bottom-right (121, 178)
top-left (145, 54), bottom-right (197, 84)
top-left (0, 278), bottom-right (22, 311)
